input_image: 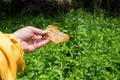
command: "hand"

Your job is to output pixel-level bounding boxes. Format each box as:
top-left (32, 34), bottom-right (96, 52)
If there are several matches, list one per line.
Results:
top-left (13, 26), bottom-right (51, 52)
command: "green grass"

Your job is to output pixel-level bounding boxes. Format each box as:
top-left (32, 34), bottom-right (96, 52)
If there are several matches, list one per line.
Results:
top-left (0, 10), bottom-right (120, 80)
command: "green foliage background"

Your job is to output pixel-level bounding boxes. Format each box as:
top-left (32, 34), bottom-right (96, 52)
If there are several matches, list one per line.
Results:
top-left (0, 0), bottom-right (120, 16)
top-left (0, 9), bottom-right (120, 79)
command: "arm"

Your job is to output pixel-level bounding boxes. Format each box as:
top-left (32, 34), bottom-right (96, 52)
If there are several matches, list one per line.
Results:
top-left (0, 26), bottom-right (50, 80)
top-left (0, 32), bottom-right (25, 80)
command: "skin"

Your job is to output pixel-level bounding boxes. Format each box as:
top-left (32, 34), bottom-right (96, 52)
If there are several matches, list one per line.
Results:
top-left (13, 26), bottom-right (51, 52)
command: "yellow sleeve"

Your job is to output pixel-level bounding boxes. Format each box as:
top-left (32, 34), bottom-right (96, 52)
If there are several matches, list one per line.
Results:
top-left (0, 32), bottom-right (25, 80)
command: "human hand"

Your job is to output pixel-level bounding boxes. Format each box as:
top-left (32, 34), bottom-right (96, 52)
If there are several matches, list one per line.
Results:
top-left (13, 26), bottom-right (51, 52)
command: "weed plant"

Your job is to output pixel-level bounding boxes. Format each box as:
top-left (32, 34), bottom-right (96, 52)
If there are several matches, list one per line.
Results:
top-left (0, 10), bottom-right (120, 80)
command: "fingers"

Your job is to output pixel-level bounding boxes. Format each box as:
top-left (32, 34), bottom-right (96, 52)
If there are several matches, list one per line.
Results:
top-left (23, 39), bottom-right (51, 52)
top-left (31, 27), bottom-right (48, 35)
top-left (35, 39), bottom-right (51, 49)
top-left (31, 35), bottom-right (51, 49)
